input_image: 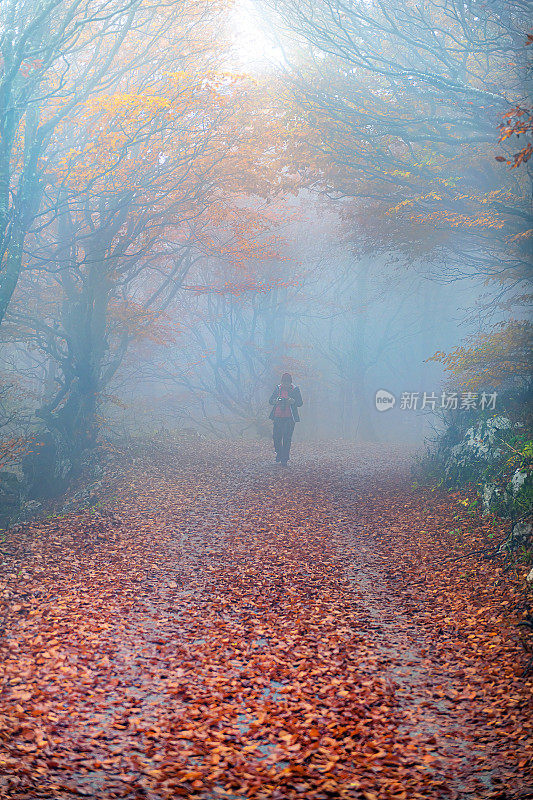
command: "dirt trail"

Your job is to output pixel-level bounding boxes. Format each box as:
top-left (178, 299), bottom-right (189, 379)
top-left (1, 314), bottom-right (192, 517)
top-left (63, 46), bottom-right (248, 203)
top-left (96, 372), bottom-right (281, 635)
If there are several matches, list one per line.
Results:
top-left (1, 440), bottom-right (531, 800)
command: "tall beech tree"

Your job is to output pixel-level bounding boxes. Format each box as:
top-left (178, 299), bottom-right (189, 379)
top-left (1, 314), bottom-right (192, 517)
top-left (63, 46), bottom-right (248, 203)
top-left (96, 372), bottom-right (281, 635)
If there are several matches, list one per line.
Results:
top-left (5, 63), bottom-right (303, 476)
top-left (0, 0), bottom-right (225, 326)
top-left (252, 0), bottom-right (532, 409)
top-left (255, 0), bottom-right (531, 291)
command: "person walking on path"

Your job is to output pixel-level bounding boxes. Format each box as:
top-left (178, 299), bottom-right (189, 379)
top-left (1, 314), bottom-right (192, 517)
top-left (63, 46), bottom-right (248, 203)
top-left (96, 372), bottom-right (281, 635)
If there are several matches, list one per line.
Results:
top-left (268, 372), bottom-right (303, 466)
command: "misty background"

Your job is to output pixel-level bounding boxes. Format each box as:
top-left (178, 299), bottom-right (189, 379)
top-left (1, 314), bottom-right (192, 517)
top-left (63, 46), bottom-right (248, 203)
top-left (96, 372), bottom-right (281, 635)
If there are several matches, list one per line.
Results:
top-left (0, 0), bottom-right (530, 504)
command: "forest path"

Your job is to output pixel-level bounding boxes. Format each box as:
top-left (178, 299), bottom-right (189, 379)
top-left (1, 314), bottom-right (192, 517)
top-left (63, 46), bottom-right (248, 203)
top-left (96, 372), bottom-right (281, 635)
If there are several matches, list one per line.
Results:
top-left (1, 439), bottom-right (531, 800)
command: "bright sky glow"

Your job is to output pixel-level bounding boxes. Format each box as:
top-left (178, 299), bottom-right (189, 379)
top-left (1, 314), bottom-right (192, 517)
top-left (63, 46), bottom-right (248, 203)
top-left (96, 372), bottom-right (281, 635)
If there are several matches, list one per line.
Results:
top-left (229, 0), bottom-right (285, 73)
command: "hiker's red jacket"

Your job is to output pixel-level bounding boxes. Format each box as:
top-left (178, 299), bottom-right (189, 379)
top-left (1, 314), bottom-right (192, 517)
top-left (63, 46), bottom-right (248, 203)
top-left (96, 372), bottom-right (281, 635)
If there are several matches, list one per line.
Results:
top-left (268, 385), bottom-right (303, 422)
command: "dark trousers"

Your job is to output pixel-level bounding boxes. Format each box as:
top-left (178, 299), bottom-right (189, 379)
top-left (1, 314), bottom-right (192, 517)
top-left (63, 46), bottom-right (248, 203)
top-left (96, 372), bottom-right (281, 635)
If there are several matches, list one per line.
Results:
top-left (273, 418), bottom-right (295, 463)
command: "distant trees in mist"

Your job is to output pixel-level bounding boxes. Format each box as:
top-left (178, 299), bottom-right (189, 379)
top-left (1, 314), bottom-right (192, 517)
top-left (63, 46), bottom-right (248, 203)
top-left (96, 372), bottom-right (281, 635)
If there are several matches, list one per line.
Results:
top-left (0, 0), bottom-right (530, 491)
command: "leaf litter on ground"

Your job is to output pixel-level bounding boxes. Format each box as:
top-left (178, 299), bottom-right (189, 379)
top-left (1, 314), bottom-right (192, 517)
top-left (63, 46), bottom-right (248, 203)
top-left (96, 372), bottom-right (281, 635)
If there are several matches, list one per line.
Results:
top-left (0, 439), bottom-right (531, 799)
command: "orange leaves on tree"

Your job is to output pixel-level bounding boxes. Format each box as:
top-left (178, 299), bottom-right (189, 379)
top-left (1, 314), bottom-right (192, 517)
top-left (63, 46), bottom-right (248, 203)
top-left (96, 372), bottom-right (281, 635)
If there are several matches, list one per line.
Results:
top-left (428, 320), bottom-right (533, 389)
top-left (496, 104), bottom-right (533, 168)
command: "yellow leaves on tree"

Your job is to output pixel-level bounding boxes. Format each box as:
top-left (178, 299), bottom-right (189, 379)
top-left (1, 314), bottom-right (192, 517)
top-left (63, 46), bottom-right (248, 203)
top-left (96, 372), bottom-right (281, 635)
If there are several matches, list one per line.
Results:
top-left (428, 320), bottom-right (533, 390)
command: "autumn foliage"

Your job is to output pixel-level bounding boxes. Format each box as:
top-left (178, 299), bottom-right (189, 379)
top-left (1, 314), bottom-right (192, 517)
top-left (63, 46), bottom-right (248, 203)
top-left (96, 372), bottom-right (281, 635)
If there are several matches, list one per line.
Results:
top-left (429, 320), bottom-right (533, 391)
top-left (0, 440), bottom-right (531, 798)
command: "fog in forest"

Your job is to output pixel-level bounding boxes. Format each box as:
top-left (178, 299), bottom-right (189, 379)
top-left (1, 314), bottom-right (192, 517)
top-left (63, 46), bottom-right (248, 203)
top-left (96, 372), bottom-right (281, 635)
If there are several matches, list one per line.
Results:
top-left (105, 194), bottom-right (502, 445)
top-left (1, 2), bottom-right (532, 796)
top-left (0, 0), bottom-right (530, 485)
